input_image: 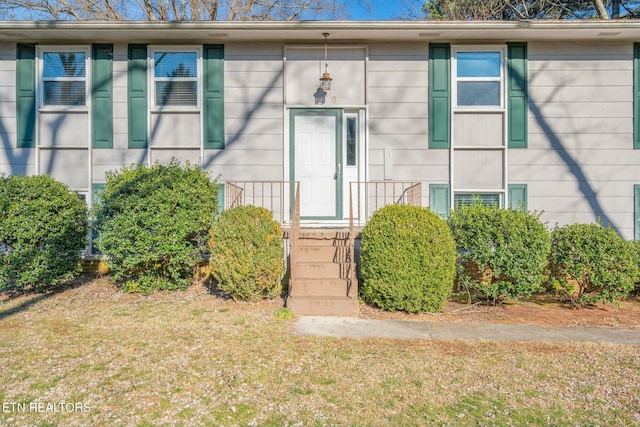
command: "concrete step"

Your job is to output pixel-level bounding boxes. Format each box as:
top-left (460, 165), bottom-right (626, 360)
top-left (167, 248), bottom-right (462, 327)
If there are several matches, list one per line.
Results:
top-left (296, 245), bottom-right (350, 263)
top-left (297, 233), bottom-right (349, 240)
top-left (296, 237), bottom-right (350, 247)
top-left (287, 295), bottom-right (359, 317)
top-left (295, 261), bottom-right (346, 279)
top-left (289, 278), bottom-right (350, 297)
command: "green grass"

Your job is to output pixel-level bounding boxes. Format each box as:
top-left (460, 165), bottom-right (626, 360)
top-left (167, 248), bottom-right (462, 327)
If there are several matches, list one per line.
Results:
top-left (0, 278), bottom-right (638, 426)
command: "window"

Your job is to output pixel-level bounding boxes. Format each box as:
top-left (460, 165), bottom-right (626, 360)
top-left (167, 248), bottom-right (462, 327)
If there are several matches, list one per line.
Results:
top-left (152, 50), bottom-right (199, 107)
top-left (455, 50), bottom-right (502, 107)
top-left (41, 50), bottom-right (87, 107)
top-left (454, 193), bottom-right (501, 209)
top-left (346, 116), bottom-right (357, 166)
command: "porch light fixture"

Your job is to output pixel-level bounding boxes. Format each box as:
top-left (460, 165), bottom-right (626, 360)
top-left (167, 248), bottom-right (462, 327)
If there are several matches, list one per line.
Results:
top-left (319, 33), bottom-right (333, 91)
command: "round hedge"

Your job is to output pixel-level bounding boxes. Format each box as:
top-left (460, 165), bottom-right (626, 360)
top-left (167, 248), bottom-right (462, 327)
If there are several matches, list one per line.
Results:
top-left (93, 160), bottom-right (218, 293)
top-left (448, 202), bottom-right (551, 303)
top-left (0, 174), bottom-right (87, 290)
top-left (550, 223), bottom-right (639, 306)
top-left (359, 204), bottom-right (456, 313)
top-left (209, 205), bottom-right (284, 302)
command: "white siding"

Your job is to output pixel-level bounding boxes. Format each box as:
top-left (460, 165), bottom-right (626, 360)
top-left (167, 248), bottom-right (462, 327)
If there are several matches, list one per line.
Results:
top-left (511, 41), bottom-right (640, 239)
top-left (38, 148), bottom-right (89, 190)
top-left (454, 113), bottom-right (503, 147)
top-left (150, 113), bottom-right (200, 148)
top-left (285, 47), bottom-right (365, 106)
top-left (209, 42), bottom-right (285, 182)
top-left (367, 42), bottom-right (439, 207)
top-left (38, 112), bottom-right (89, 148)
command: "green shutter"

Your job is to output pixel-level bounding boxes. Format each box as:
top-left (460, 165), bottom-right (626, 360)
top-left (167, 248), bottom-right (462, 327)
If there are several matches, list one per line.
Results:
top-left (429, 44), bottom-right (450, 149)
top-left (429, 184), bottom-right (450, 218)
top-left (16, 44), bottom-right (36, 149)
top-left (635, 185), bottom-right (640, 240)
top-left (634, 44), bottom-right (640, 149)
top-left (507, 42), bottom-right (528, 148)
top-left (128, 45), bottom-right (147, 149)
top-left (203, 45), bottom-right (224, 149)
top-left (92, 44), bottom-right (113, 149)
top-left (508, 184), bottom-right (528, 211)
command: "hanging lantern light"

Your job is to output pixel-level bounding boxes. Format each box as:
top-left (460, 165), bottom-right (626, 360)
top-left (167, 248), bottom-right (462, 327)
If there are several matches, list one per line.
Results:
top-left (319, 33), bottom-right (332, 91)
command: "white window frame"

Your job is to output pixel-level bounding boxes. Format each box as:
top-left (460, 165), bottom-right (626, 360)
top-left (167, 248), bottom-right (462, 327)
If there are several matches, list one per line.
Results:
top-left (37, 46), bottom-right (90, 112)
top-left (452, 46), bottom-right (506, 111)
top-left (149, 46), bottom-right (202, 112)
top-left (450, 45), bottom-right (508, 211)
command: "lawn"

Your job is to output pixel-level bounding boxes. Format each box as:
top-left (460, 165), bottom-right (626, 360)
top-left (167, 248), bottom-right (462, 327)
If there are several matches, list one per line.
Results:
top-left (0, 278), bottom-right (639, 426)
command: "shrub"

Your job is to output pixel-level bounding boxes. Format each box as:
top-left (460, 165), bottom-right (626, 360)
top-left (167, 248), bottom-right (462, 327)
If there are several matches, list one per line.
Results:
top-left (634, 241), bottom-right (640, 296)
top-left (209, 205), bottom-right (284, 302)
top-left (0, 174), bottom-right (87, 290)
top-left (359, 204), bottom-right (456, 313)
top-left (93, 160), bottom-right (218, 293)
top-left (447, 202), bottom-right (551, 304)
top-left (549, 223), bottom-right (639, 306)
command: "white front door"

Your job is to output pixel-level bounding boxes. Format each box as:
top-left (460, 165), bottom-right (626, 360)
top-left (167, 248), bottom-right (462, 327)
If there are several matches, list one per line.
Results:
top-left (292, 110), bottom-right (342, 219)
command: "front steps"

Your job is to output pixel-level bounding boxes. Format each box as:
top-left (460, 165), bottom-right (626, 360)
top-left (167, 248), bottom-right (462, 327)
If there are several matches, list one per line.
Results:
top-left (286, 230), bottom-right (359, 317)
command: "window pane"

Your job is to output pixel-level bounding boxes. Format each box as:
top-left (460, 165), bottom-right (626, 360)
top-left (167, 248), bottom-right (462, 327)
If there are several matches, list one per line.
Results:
top-left (43, 52), bottom-right (86, 78)
top-left (457, 81), bottom-right (500, 106)
top-left (457, 52), bottom-right (500, 78)
top-left (454, 193), bottom-right (500, 208)
top-left (156, 81), bottom-right (197, 106)
top-left (44, 81), bottom-right (86, 106)
top-left (346, 117), bottom-right (357, 166)
top-left (154, 52), bottom-right (197, 78)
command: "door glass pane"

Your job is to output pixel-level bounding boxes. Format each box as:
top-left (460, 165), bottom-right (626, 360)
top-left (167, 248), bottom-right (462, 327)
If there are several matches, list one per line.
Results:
top-left (457, 81), bottom-right (500, 106)
top-left (346, 116), bottom-right (357, 166)
top-left (457, 52), bottom-right (500, 78)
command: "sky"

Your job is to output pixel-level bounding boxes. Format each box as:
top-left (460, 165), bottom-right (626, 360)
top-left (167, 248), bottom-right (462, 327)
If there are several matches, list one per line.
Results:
top-left (348, 0), bottom-right (414, 20)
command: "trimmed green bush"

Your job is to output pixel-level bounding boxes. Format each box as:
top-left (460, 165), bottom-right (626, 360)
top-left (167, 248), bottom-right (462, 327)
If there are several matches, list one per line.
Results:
top-left (209, 205), bottom-right (284, 301)
top-left (0, 174), bottom-right (87, 290)
top-left (448, 202), bottom-right (551, 304)
top-left (360, 204), bottom-right (456, 313)
top-left (93, 160), bottom-right (218, 293)
top-left (549, 223), bottom-right (639, 306)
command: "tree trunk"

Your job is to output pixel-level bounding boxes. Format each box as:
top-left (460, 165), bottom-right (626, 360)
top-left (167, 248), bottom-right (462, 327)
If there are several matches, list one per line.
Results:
top-left (612, 0), bottom-right (620, 18)
top-left (592, 0), bottom-right (609, 18)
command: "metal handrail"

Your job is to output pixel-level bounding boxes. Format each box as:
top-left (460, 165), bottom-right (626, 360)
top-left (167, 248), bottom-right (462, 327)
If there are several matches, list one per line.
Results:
top-left (348, 181), bottom-right (423, 226)
top-left (225, 181), bottom-right (298, 225)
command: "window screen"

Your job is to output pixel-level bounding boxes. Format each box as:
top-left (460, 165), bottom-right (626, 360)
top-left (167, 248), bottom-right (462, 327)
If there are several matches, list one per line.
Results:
top-left (456, 51), bottom-right (501, 107)
top-left (42, 52), bottom-right (86, 106)
top-left (154, 52), bottom-right (198, 106)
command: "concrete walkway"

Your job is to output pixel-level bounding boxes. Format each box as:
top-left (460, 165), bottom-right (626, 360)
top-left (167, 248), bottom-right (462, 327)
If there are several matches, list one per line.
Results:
top-left (295, 317), bottom-right (640, 345)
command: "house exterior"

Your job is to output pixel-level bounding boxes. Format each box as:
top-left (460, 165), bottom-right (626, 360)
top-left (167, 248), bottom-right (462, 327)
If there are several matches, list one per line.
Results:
top-left (2, 20), bottom-right (640, 239)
